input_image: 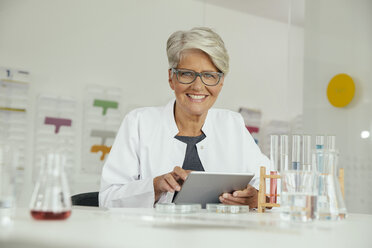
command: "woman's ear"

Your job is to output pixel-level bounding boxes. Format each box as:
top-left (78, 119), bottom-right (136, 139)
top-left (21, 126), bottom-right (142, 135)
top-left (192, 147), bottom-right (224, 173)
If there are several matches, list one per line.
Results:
top-left (168, 69), bottom-right (175, 90)
top-left (219, 76), bottom-right (225, 87)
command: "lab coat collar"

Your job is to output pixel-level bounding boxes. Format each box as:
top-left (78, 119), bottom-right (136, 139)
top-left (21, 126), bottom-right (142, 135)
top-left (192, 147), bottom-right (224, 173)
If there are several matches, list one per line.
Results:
top-left (164, 99), bottom-right (211, 138)
top-left (165, 99), bottom-right (179, 137)
top-left (201, 109), bottom-right (211, 137)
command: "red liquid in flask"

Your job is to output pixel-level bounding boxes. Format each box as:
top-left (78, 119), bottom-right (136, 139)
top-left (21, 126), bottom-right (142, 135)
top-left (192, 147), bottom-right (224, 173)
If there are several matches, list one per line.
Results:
top-left (31, 210), bottom-right (71, 220)
top-left (269, 171), bottom-right (278, 203)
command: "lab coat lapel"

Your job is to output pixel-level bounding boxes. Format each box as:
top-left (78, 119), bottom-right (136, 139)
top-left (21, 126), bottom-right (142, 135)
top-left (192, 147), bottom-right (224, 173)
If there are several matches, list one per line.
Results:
top-left (164, 99), bottom-right (179, 137)
top-left (198, 109), bottom-right (212, 172)
top-left (164, 99), bottom-right (186, 168)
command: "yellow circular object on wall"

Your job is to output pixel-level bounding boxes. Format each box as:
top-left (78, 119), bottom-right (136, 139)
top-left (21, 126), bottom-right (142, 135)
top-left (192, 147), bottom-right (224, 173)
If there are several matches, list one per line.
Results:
top-left (327, 73), bottom-right (355, 108)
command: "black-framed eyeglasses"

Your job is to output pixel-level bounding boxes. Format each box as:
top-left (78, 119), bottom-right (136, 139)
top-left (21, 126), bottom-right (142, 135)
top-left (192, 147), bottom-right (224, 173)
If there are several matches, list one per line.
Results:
top-left (171, 68), bottom-right (224, 86)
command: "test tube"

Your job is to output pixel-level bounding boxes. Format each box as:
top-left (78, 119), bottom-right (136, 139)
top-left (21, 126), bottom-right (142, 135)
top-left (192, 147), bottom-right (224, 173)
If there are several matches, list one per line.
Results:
top-left (292, 135), bottom-right (301, 170)
top-left (326, 135), bottom-right (336, 172)
top-left (302, 135), bottom-right (312, 171)
top-left (280, 135), bottom-right (288, 172)
top-left (316, 135), bottom-right (325, 149)
top-left (326, 135), bottom-right (336, 151)
top-left (315, 135), bottom-right (325, 173)
top-left (315, 135), bottom-right (325, 198)
top-left (270, 135), bottom-right (279, 171)
top-left (269, 135), bottom-right (279, 203)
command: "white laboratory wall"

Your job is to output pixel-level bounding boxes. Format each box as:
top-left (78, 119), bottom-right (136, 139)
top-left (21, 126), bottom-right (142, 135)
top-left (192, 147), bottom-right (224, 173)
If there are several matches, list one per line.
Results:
top-left (0, 0), bottom-right (303, 206)
top-left (303, 0), bottom-right (372, 214)
top-left (204, 4), bottom-right (304, 122)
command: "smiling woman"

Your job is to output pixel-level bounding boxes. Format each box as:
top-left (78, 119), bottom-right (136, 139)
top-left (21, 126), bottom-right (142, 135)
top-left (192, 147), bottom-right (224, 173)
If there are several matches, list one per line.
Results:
top-left (169, 49), bottom-right (224, 130)
top-left (99, 27), bottom-right (270, 208)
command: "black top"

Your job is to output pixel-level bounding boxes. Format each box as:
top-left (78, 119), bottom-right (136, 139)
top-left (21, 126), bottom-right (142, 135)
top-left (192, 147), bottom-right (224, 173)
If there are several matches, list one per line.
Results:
top-left (175, 133), bottom-right (206, 171)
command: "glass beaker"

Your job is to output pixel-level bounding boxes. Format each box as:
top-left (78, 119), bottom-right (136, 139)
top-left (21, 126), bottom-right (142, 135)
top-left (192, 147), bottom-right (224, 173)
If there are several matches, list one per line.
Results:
top-left (0, 144), bottom-right (16, 226)
top-left (314, 149), bottom-right (347, 220)
top-left (281, 135), bottom-right (318, 222)
top-left (29, 152), bottom-right (72, 220)
top-left (281, 170), bottom-right (318, 222)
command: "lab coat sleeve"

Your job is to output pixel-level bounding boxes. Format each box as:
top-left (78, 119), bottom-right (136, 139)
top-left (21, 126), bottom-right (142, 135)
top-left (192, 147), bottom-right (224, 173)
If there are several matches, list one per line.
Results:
top-left (99, 111), bottom-right (155, 208)
top-left (238, 114), bottom-right (270, 190)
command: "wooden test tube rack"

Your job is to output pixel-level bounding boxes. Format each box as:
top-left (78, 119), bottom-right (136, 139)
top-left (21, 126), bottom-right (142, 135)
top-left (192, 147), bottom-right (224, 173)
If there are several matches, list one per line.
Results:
top-left (257, 167), bottom-right (280, 213)
top-left (257, 166), bottom-right (345, 213)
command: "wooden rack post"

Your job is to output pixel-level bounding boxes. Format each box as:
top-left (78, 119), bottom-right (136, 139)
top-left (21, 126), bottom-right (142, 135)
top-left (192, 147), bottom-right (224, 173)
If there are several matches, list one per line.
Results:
top-left (257, 166), bottom-right (345, 213)
top-left (257, 166), bottom-right (280, 213)
top-left (339, 168), bottom-right (345, 198)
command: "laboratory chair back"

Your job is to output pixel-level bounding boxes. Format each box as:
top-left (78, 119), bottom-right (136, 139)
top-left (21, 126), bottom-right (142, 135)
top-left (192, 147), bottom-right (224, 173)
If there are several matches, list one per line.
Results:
top-left (71, 192), bottom-right (99, 207)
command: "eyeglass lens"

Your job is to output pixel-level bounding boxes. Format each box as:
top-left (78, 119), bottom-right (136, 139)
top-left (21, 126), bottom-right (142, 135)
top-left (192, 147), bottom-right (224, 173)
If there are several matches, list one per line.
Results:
top-left (176, 69), bottom-right (221, 86)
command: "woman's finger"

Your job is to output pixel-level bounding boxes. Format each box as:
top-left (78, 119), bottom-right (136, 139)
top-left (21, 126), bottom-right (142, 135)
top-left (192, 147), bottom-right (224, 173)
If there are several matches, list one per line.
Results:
top-left (154, 175), bottom-right (176, 194)
top-left (219, 196), bottom-right (244, 205)
top-left (164, 173), bottom-right (181, 191)
top-left (232, 185), bottom-right (257, 197)
top-left (232, 189), bottom-right (249, 198)
top-left (172, 166), bottom-right (189, 181)
top-left (221, 193), bottom-right (250, 204)
top-left (159, 179), bottom-right (176, 193)
top-left (220, 194), bottom-right (257, 207)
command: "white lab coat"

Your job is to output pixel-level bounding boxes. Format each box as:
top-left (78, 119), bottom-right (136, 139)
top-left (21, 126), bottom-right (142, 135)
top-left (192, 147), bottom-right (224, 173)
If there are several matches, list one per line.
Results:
top-left (99, 100), bottom-right (270, 208)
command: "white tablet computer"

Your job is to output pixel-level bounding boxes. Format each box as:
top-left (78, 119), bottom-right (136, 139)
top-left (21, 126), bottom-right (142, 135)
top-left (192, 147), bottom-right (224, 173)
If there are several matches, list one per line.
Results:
top-left (172, 171), bottom-right (254, 208)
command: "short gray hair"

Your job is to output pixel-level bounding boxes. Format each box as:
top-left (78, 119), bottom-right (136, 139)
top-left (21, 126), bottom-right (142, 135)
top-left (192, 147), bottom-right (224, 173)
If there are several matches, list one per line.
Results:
top-left (166, 27), bottom-right (229, 75)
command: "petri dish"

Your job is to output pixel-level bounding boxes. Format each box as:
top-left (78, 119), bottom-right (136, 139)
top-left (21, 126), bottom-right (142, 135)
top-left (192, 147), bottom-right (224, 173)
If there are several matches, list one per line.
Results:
top-left (206, 204), bottom-right (249, 214)
top-left (155, 203), bottom-right (202, 214)
top-left (206, 203), bottom-right (219, 212)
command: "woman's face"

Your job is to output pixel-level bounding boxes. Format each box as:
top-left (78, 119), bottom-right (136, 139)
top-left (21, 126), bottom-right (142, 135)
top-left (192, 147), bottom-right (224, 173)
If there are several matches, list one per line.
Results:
top-left (168, 49), bottom-right (224, 117)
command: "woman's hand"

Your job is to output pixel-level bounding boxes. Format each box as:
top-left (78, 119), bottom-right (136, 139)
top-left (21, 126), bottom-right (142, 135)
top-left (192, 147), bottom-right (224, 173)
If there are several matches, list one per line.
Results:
top-left (153, 166), bottom-right (191, 202)
top-left (219, 184), bottom-right (258, 208)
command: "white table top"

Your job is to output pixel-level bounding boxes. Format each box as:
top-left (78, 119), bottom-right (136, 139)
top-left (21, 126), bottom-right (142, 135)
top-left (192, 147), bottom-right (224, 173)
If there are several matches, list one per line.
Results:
top-left (1, 207), bottom-right (371, 248)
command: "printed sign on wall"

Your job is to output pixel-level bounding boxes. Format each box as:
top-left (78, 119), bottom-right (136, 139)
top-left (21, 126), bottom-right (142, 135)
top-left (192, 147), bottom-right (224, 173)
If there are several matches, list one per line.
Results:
top-left (82, 85), bottom-right (123, 174)
top-left (33, 95), bottom-right (77, 180)
top-left (238, 107), bottom-right (262, 144)
top-left (0, 68), bottom-right (30, 194)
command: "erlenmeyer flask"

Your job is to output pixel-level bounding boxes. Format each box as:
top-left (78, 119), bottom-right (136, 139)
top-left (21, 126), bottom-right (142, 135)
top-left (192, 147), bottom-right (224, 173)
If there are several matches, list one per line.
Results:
top-left (30, 152), bottom-right (72, 220)
top-left (315, 149), bottom-right (347, 220)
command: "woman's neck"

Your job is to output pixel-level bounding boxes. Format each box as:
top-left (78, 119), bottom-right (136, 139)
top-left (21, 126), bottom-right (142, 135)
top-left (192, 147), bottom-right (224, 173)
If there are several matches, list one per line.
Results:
top-left (174, 103), bottom-right (207, 137)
